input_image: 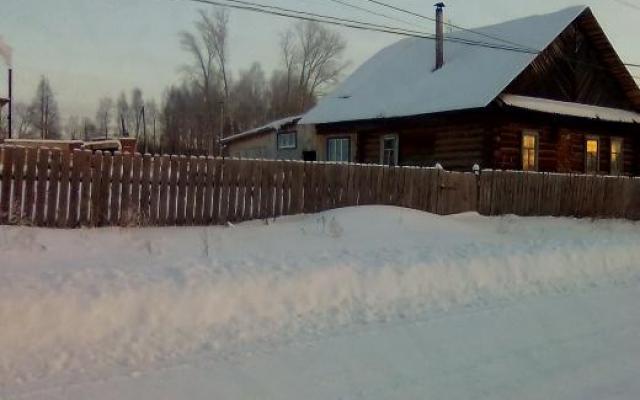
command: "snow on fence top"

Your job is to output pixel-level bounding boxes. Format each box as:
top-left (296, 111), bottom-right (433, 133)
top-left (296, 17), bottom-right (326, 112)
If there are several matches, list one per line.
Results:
top-left (301, 6), bottom-right (587, 125)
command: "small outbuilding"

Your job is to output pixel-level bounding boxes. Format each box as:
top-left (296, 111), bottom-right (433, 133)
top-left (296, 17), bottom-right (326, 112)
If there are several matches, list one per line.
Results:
top-left (222, 115), bottom-right (318, 161)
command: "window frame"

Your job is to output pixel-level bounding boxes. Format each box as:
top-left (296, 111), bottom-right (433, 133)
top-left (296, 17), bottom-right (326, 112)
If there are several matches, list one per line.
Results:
top-left (585, 135), bottom-right (600, 174)
top-left (610, 137), bottom-right (623, 175)
top-left (380, 134), bottom-right (399, 166)
top-left (326, 136), bottom-right (351, 163)
top-left (521, 130), bottom-right (539, 171)
top-left (277, 130), bottom-right (297, 150)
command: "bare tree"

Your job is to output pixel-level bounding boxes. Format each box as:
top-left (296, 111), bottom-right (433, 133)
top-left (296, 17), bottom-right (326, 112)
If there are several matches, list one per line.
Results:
top-left (82, 117), bottom-right (97, 141)
top-left (30, 76), bottom-right (60, 139)
top-left (95, 97), bottom-right (114, 139)
top-left (11, 102), bottom-right (34, 138)
top-left (130, 88), bottom-right (144, 138)
top-left (66, 115), bottom-right (81, 140)
top-left (231, 62), bottom-right (268, 132)
top-left (282, 21), bottom-right (348, 111)
top-left (145, 100), bottom-right (159, 152)
top-left (180, 7), bottom-right (231, 152)
top-left (116, 92), bottom-right (130, 136)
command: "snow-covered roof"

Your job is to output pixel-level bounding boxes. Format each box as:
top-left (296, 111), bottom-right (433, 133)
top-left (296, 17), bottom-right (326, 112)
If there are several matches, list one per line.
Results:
top-left (301, 6), bottom-right (589, 125)
top-left (500, 94), bottom-right (640, 124)
top-left (222, 115), bottom-right (302, 144)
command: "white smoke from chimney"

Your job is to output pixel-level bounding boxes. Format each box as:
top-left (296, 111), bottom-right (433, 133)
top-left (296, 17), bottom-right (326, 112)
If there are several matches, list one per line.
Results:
top-left (0, 36), bottom-right (12, 66)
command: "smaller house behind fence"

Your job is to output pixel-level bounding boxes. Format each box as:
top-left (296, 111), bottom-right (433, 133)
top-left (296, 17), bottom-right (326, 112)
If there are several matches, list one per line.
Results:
top-left (222, 115), bottom-right (318, 161)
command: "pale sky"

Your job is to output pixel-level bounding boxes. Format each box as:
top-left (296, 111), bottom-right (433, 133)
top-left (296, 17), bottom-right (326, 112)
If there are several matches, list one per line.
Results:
top-left (2, 0), bottom-right (640, 122)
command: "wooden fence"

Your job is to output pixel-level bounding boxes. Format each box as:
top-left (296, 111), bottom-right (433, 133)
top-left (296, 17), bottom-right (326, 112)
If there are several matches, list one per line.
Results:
top-left (1, 145), bottom-right (640, 228)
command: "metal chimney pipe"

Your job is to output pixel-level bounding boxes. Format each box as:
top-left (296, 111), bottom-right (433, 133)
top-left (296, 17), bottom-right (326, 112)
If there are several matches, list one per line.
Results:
top-left (434, 2), bottom-right (445, 71)
top-left (7, 68), bottom-right (12, 139)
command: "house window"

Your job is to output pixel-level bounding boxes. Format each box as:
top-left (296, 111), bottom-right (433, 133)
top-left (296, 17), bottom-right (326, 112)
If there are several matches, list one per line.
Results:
top-left (610, 137), bottom-right (623, 175)
top-left (521, 131), bottom-right (538, 171)
top-left (381, 134), bottom-right (399, 166)
top-left (277, 131), bottom-right (297, 149)
top-left (585, 136), bottom-right (600, 174)
top-left (327, 137), bottom-right (351, 162)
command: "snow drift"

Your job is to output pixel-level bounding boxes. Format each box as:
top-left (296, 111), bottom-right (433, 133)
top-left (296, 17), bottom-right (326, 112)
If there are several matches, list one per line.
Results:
top-left (1, 206), bottom-right (640, 389)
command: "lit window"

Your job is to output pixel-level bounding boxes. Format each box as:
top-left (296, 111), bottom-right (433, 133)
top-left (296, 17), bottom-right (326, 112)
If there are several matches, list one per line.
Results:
top-left (521, 131), bottom-right (538, 171)
top-left (277, 131), bottom-right (297, 149)
top-left (610, 138), bottom-right (623, 175)
top-left (327, 137), bottom-right (350, 162)
top-left (381, 134), bottom-right (399, 166)
top-left (585, 137), bottom-right (599, 173)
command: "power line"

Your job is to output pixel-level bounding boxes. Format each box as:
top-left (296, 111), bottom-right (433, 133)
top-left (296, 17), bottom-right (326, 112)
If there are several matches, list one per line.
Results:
top-left (181, 0), bottom-right (538, 54)
top-left (361, 0), bottom-right (539, 52)
top-left (326, 0), bottom-right (422, 30)
top-left (180, 0), bottom-right (640, 72)
top-left (612, 0), bottom-right (640, 11)
top-left (361, 0), bottom-right (640, 70)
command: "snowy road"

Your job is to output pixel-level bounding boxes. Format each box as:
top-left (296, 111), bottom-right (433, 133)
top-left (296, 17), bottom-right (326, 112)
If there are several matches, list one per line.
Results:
top-left (15, 283), bottom-right (640, 400)
top-left (1, 207), bottom-right (640, 399)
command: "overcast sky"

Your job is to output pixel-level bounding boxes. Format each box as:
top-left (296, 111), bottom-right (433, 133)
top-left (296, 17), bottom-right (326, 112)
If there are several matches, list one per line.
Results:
top-left (2, 0), bottom-right (640, 122)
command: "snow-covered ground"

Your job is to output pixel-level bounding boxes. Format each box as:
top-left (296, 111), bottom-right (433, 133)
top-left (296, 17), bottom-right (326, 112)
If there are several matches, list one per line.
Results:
top-left (1, 206), bottom-right (640, 399)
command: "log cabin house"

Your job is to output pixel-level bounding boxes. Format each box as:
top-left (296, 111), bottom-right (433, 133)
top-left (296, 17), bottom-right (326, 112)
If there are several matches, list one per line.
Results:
top-left (300, 6), bottom-right (640, 175)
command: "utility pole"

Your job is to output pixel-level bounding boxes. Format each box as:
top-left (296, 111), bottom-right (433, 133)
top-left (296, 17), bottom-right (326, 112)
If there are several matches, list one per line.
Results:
top-left (141, 106), bottom-right (147, 154)
top-left (218, 100), bottom-right (225, 157)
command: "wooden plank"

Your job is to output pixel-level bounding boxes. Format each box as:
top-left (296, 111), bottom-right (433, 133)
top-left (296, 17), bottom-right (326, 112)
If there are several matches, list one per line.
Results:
top-left (149, 155), bottom-right (161, 225)
top-left (246, 159), bottom-right (260, 220)
top-left (211, 158), bottom-right (224, 224)
top-left (280, 161), bottom-right (290, 215)
top-left (210, 157), bottom-right (223, 224)
top-left (139, 154), bottom-right (152, 224)
top-left (130, 153), bottom-right (143, 225)
top-left (302, 162), bottom-right (312, 213)
top-left (224, 158), bottom-right (237, 222)
top-left (167, 156), bottom-right (179, 225)
top-left (251, 160), bottom-right (263, 220)
top-left (0, 146), bottom-right (13, 224)
top-left (194, 156), bottom-right (207, 225)
top-left (293, 162), bottom-right (305, 214)
top-left (175, 156), bottom-right (188, 224)
top-left (185, 156), bottom-right (198, 225)
top-left (237, 159), bottom-right (251, 221)
top-left (22, 147), bottom-right (38, 224)
top-left (99, 152), bottom-right (112, 226)
top-left (273, 161), bottom-right (284, 217)
top-left (56, 149), bottom-right (70, 226)
top-left (89, 151), bottom-right (103, 227)
top-left (202, 157), bottom-right (214, 223)
top-left (79, 150), bottom-right (92, 226)
top-left (120, 153), bottom-right (132, 226)
top-left (45, 149), bottom-right (61, 226)
top-left (110, 152), bottom-right (123, 225)
top-left (218, 158), bottom-right (230, 224)
top-left (158, 155), bottom-right (171, 225)
top-left (11, 147), bottom-right (26, 224)
top-left (34, 148), bottom-right (50, 226)
top-left (67, 150), bottom-right (82, 227)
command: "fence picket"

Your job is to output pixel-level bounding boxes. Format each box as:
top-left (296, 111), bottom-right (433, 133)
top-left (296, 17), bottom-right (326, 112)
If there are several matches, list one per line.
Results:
top-left (0, 146), bottom-right (14, 224)
top-left (23, 147), bottom-right (38, 224)
top-left (120, 153), bottom-right (132, 226)
top-left (110, 153), bottom-right (123, 225)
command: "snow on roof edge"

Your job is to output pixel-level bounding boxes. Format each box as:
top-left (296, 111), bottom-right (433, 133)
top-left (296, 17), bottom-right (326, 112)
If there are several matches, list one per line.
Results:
top-left (500, 94), bottom-right (640, 123)
top-left (222, 115), bottom-right (302, 144)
